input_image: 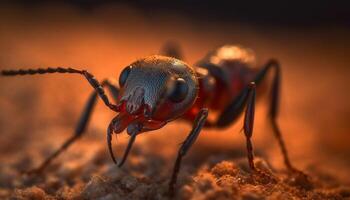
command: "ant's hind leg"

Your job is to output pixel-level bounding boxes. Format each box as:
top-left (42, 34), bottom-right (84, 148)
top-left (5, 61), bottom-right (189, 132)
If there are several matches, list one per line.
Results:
top-left (168, 108), bottom-right (208, 196)
top-left (261, 61), bottom-right (312, 188)
top-left (26, 79), bottom-right (119, 174)
top-left (257, 60), bottom-right (296, 171)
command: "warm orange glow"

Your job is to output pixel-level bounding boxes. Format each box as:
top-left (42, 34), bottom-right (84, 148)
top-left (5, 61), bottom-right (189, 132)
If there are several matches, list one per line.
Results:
top-left (210, 45), bottom-right (256, 66)
top-left (0, 2), bottom-right (349, 199)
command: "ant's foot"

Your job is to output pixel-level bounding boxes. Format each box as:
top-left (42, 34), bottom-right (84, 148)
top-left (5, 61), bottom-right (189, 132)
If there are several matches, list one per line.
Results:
top-left (251, 169), bottom-right (278, 184)
top-left (248, 158), bottom-right (278, 184)
top-left (21, 167), bottom-right (44, 176)
top-left (167, 185), bottom-right (176, 198)
top-left (286, 167), bottom-right (313, 190)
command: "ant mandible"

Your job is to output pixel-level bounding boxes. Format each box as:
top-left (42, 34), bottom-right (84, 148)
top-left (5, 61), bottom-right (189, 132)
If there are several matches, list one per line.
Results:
top-left (1, 44), bottom-right (303, 196)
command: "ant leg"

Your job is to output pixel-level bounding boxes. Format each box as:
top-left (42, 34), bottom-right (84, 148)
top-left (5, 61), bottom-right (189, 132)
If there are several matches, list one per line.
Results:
top-left (255, 60), bottom-right (296, 171)
top-left (214, 82), bottom-right (258, 171)
top-left (168, 108), bottom-right (208, 196)
top-left (256, 61), bottom-right (310, 186)
top-left (217, 83), bottom-right (277, 182)
top-left (160, 41), bottom-right (183, 60)
top-left (243, 83), bottom-right (257, 170)
top-left (1, 67), bottom-right (118, 111)
top-left (215, 59), bottom-right (296, 172)
top-left (245, 83), bottom-right (279, 184)
top-left (215, 59), bottom-right (281, 127)
top-left (216, 86), bottom-right (250, 127)
top-left (27, 79), bottom-right (119, 174)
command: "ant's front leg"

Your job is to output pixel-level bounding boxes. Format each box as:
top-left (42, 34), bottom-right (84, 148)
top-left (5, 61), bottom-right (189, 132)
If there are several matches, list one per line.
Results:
top-left (26, 79), bottom-right (119, 174)
top-left (168, 108), bottom-right (209, 196)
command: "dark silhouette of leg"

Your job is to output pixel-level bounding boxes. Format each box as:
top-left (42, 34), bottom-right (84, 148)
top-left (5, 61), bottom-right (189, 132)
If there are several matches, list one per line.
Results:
top-left (22, 78), bottom-right (119, 174)
top-left (215, 59), bottom-right (296, 171)
top-left (243, 82), bottom-right (257, 170)
top-left (168, 108), bottom-right (209, 196)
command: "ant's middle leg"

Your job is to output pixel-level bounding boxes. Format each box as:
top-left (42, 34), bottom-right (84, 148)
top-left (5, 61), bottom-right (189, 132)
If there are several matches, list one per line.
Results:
top-left (243, 83), bottom-right (257, 170)
top-left (244, 84), bottom-right (279, 184)
top-left (216, 59), bottom-right (297, 172)
top-left (215, 82), bottom-right (278, 183)
top-left (215, 82), bottom-right (258, 171)
top-left (27, 79), bottom-right (119, 174)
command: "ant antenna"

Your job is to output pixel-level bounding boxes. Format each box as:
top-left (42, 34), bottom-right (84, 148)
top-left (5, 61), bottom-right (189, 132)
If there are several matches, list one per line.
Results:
top-left (1, 67), bottom-right (118, 111)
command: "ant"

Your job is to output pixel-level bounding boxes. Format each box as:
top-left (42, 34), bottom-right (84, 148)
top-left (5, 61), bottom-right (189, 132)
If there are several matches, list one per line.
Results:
top-left (1, 44), bottom-right (305, 196)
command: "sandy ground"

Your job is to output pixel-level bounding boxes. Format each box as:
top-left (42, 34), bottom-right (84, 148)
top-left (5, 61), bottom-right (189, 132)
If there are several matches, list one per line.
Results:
top-left (0, 3), bottom-right (350, 200)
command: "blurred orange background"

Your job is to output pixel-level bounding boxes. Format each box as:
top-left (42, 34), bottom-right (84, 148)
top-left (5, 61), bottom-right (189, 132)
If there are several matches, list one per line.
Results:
top-left (0, 2), bottom-right (349, 187)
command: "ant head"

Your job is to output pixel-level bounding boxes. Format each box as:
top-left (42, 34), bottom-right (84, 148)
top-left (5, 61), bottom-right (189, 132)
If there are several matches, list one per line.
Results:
top-left (112, 55), bottom-right (198, 134)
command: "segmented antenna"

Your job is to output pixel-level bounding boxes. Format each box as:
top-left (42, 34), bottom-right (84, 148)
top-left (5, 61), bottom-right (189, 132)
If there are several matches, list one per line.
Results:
top-left (1, 67), bottom-right (118, 111)
top-left (1, 67), bottom-right (81, 76)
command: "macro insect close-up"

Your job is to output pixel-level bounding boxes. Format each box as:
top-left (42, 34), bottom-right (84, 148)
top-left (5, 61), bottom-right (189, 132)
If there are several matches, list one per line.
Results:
top-left (1, 44), bottom-right (306, 196)
top-left (1, 1), bottom-right (350, 200)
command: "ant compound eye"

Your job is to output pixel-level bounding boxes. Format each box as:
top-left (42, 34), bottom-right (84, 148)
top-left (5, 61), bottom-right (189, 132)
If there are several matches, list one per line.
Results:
top-left (170, 78), bottom-right (188, 103)
top-left (119, 66), bottom-right (131, 87)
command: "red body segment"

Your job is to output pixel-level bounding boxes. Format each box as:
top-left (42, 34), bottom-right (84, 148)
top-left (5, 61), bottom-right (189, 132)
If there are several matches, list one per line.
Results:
top-left (183, 45), bottom-right (259, 123)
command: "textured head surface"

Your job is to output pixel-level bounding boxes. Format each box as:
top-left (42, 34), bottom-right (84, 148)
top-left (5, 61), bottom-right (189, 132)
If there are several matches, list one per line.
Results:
top-left (118, 55), bottom-right (198, 122)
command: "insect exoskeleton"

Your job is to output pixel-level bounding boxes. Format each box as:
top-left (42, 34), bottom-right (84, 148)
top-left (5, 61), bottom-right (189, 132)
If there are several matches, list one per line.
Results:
top-left (117, 55), bottom-right (199, 122)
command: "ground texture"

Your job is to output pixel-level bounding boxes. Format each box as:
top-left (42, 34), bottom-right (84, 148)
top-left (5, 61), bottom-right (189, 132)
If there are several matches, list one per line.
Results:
top-left (1, 3), bottom-right (350, 200)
